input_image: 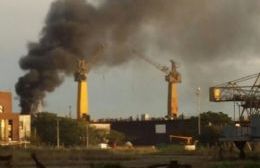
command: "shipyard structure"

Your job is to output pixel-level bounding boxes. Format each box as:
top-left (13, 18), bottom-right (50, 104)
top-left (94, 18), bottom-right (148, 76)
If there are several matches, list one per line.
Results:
top-left (93, 118), bottom-right (197, 145)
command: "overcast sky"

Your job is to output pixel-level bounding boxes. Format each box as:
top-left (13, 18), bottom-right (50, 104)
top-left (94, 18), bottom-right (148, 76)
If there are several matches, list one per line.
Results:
top-left (0, 0), bottom-right (259, 120)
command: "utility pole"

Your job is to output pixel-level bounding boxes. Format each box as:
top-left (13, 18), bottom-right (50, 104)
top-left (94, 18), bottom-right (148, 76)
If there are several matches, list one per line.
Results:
top-left (233, 101), bottom-right (236, 121)
top-left (24, 125), bottom-right (27, 148)
top-left (69, 105), bottom-right (72, 118)
top-left (196, 87), bottom-right (201, 136)
top-left (232, 85), bottom-right (236, 121)
top-left (57, 118), bottom-right (60, 149)
top-left (86, 122), bottom-right (89, 149)
top-left (0, 121), bottom-right (2, 141)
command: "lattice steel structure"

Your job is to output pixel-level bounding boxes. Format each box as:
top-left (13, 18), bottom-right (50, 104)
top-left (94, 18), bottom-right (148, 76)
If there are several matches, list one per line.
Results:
top-left (210, 73), bottom-right (260, 119)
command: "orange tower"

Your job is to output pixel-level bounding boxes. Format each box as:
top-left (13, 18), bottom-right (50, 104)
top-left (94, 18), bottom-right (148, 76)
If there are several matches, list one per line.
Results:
top-left (165, 60), bottom-right (181, 119)
top-left (135, 50), bottom-right (182, 119)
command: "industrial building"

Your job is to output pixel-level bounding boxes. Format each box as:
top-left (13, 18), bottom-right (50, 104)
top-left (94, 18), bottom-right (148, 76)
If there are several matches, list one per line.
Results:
top-left (95, 119), bottom-right (197, 145)
top-left (0, 91), bottom-right (31, 144)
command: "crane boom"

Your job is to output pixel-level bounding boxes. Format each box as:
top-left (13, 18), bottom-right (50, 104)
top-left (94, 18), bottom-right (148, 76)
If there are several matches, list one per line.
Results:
top-left (210, 73), bottom-right (260, 102)
top-left (210, 72), bottom-right (260, 118)
top-left (216, 73), bottom-right (260, 87)
top-left (85, 44), bottom-right (105, 72)
top-left (132, 50), bottom-right (170, 74)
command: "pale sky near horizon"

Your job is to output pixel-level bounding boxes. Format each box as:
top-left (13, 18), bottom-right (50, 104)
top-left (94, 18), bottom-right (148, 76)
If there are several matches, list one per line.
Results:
top-left (0, 0), bottom-right (259, 120)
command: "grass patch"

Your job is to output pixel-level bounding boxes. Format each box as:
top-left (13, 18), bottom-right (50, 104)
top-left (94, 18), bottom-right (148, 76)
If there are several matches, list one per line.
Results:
top-left (156, 144), bottom-right (197, 155)
top-left (0, 146), bottom-right (138, 162)
top-left (111, 146), bottom-right (157, 155)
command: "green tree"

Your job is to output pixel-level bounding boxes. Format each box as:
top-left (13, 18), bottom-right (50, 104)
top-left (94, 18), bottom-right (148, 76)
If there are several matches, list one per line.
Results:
top-left (89, 129), bottom-right (108, 145)
top-left (59, 117), bottom-right (85, 146)
top-left (200, 111), bottom-right (232, 126)
top-left (191, 111), bottom-right (232, 145)
top-left (32, 112), bottom-right (111, 146)
top-left (32, 112), bottom-right (57, 145)
top-left (32, 113), bottom-right (82, 146)
top-left (106, 130), bottom-right (126, 145)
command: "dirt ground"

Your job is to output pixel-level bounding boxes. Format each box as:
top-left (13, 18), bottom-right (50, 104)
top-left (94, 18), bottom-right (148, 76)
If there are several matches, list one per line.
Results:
top-left (0, 153), bottom-right (211, 168)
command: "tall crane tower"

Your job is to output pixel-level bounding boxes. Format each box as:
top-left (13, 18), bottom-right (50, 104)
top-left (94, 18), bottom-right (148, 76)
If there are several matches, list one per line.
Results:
top-left (136, 52), bottom-right (181, 119)
top-left (166, 60), bottom-right (182, 119)
top-left (210, 72), bottom-right (260, 120)
top-left (74, 59), bottom-right (89, 120)
top-left (74, 45), bottom-right (104, 121)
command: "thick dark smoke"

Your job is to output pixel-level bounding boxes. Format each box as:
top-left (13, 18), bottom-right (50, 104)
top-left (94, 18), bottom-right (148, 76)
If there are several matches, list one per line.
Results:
top-left (16, 0), bottom-right (260, 114)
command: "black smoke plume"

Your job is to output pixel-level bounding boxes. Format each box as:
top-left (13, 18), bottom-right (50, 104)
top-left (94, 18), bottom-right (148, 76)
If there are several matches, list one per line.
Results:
top-left (16, 0), bottom-right (260, 114)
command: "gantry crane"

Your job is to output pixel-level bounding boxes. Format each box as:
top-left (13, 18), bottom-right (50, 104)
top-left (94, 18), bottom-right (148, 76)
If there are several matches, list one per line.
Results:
top-left (134, 51), bottom-right (181, 119)
top-left (210, 72), bottom-right (260, 120)
top-left (209, 72), bottom-right (260, 159)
